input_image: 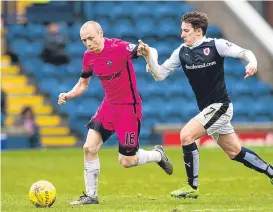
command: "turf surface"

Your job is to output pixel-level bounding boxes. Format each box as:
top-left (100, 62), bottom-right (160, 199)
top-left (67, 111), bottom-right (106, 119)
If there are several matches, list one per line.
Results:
top-left (2, 146), bottom-right (273, 211)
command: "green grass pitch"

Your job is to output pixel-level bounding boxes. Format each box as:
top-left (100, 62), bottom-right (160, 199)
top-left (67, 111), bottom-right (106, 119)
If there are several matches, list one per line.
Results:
top-left (2, 146), bottom-right (273, 211)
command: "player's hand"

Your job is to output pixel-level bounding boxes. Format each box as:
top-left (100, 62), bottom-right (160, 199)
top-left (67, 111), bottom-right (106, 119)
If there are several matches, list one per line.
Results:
top-left (137, 40), bottom-right (150, 57)
top-left (58, 93), bottom-right (68, 105)
top-left (244, 63), bottom-right (257, 79)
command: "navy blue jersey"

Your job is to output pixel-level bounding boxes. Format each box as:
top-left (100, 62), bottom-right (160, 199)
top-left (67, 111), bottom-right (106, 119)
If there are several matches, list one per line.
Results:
top-left (156, 37), bottom-right (246, 110)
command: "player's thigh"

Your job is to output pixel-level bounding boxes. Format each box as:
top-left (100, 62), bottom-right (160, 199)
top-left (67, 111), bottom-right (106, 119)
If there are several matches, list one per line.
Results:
top-left (85, 102), bottom-right (115, 143)
top-left (114, 104), bottom-right (141, 156)
top-left (83, 129), bottom-right (104, 153)
top-left (218, 133), bottom-right (241, 159)
top-left (180, 118), bottom-right (207, 144)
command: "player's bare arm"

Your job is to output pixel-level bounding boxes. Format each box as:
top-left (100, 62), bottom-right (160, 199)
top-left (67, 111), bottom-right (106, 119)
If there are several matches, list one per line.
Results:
top-left (58, 77), bottom-right (91, 105)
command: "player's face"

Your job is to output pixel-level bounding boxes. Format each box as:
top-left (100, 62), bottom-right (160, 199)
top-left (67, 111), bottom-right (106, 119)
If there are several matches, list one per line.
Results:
top-left (181, 22), bottom-right (202, 47)
top-left (80, 26), bottom-right (104, 53)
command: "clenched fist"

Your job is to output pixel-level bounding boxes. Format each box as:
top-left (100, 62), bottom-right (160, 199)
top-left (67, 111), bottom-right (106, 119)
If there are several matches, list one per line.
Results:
top-left (58, 93), bottom-right (68, 105)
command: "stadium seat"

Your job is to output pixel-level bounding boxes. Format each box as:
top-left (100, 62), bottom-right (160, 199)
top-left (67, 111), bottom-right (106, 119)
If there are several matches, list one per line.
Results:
top-left (7, 24), bottom-right (26, 41)
top-left (25, 23), bottom-right (46, 40)
top-left (113, 19), bottom-right (135, 38)
top-left (96, 17), bottom-right (113, 37)
top-left (94, 2), bottom-right (116, 18)
top-left (157, 18), bottom-right (180, 38)
top-left (136, 18), bottom-right (157, 38)
top-left (182, 101), bottom-right (199, 120)
top-left (111, 2), bottom-right (138, 20)
top-left (40, 77), bottom-right (60, 94)
top-left (67, 41), bottom-right (86, 56)
top-left (253, 81), bottom-right (272, 97)
top-left (207, 25), bottom-right (222, 39)
top-left (131, 2), bottom-right (157, 19)
top-left (69, 22), bottom-right (83, 41)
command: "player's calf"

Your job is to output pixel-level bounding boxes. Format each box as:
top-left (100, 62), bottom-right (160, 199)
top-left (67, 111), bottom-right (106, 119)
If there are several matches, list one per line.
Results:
top-left (119, 154), bottom-right (138, 168)
top-left (232, 147), bottom-right (273, 180)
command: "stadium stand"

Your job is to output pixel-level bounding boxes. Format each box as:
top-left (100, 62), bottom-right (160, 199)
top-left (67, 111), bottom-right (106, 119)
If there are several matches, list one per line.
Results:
top-left (3, 1), bottom-right (273, 146)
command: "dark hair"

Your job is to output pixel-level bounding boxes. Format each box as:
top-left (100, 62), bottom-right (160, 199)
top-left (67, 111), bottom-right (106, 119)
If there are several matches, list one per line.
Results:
top-left (182, 11), bottom-right (209, 36)
top-left (21, 106), bottom-right (34, 118)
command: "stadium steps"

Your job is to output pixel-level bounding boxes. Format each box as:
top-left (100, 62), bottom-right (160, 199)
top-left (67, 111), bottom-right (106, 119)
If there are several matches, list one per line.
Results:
top-left (16, 1), bottom-right (33, 23)
top-left (1, 55), bottom-right (77, 147)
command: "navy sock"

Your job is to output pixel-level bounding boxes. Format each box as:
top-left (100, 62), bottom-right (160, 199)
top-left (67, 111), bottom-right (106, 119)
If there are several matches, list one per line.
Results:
top-left (232, 147), bottom-right (273, 178)
top-left (182, 142), bottom-right (199, 189)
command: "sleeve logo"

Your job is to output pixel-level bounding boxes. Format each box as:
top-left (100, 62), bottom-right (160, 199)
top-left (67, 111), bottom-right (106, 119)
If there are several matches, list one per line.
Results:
top-left (126, 43), bottom-right (136, 51)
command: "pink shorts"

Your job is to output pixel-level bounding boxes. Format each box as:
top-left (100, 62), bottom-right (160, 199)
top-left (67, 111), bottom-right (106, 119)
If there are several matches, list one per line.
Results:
top-left (86, 102), bottom-right (142, 156)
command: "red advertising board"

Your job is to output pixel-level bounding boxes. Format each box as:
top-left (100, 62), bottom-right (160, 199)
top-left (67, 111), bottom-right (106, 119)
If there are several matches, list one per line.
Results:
top-left (163, 132), bottom-right (273, 147)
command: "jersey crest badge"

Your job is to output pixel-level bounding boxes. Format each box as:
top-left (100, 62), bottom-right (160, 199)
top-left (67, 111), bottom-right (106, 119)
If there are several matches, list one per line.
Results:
top-left (203, 48), bottom-right (210, 56)
top-left (106, 60), bottom-right (112, 67)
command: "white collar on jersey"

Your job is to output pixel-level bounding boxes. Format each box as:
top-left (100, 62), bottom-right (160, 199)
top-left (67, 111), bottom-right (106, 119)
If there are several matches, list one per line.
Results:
top-left (188, 36), bottom-right (207, 49)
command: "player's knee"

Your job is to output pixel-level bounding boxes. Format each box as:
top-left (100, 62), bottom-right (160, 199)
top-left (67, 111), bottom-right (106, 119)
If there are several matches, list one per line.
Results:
top-left (180, 129), bottom-right (193, 146)
top-left (119, 156), bottom-right (137, 168)
top-left (83, 144), bottom-right (99, 156)
top-left (228, 149), bottom-right (241, 159)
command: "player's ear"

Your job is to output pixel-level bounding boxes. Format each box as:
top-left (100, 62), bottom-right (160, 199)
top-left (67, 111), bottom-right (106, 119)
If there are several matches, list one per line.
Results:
top-left (197, 28), bottom-right (202, 36)
top-left (100, 29), bottom-right (104, 38)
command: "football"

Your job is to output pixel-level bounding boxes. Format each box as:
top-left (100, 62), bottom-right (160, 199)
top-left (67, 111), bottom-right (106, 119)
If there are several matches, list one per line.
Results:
top-left (28, 180), bottom-right (56, 208)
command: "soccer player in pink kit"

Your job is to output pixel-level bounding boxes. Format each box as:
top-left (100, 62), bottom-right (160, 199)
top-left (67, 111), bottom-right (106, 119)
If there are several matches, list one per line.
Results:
top-left (58, 21), bottom-right (173, 205)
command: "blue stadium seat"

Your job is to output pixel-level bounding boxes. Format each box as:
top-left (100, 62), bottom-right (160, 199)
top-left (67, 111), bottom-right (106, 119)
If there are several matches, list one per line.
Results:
top-left (75, 98), bottom-right (100, 117)
top-left (253, 81), bottom-right (272, 97)
top-left (181, 101), bottom-right (199, 120)
top-left (136, 18), bottom-right (157, 38)
top-left (252, 115), bottom-right (272, 122)
top-left (181, 4), bottom-right (195, 15)
top-left (7, 24), bottom-right (26, 41)
top-left (94, 1), bottom-right (116, 17)
top-left (234, 82), bottom-right (250, 96)
top-left (41, 63), bottom-right (59, 78)
top-left (96, 17), bottom-right (113, 37)
top-left (69, 22), bottom-right (83, 41)
top-left (113, 19), bottom-right (135, 38)
top-left (207, 25), bottom-right (222, 39)
top-left (157, 18), bottom-right (179, 38)
top-left (59, 100), bottom-right (77, 114)
top-left (131, 2), bottom-right (156, 19)
top-left (40, 77), bottom-right (60, 94)
top-left (154, 42), bottom-right (174, 61)
top-left (111, 2), bottom-right (138, 19)
top-left (67, 41), bottom-right (86, 56)
top-left (232, 115), bottom-right (250, 123)
top-left (70, 115), bottom-right (89, 136)
top-left (25, 23), bottom-right (46, 40)
top-left (233, 101), bottom-right (250, 117)
top-left (166, 79), bottom-right (187, 98)
top-left (163, 104), bottom-right (183, 122)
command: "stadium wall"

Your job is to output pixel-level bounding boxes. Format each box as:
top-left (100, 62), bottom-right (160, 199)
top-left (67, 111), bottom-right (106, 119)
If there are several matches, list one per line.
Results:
top-left (188, 1), bottom-right (273, 86)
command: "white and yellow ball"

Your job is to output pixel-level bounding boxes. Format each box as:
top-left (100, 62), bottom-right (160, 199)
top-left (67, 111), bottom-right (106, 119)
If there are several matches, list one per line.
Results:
top-left (29, 180), bottom-right (56, 208)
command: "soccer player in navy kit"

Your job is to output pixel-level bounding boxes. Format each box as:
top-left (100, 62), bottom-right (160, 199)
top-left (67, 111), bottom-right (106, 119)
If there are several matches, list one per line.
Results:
top-left (137, 11), bottom-right (273, 199)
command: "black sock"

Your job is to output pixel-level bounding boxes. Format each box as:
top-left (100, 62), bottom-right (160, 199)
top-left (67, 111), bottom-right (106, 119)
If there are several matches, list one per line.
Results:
top-left (182, 142), bottom-right (199, 189)
top-left (232, 147), bottom-right (273, 178)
